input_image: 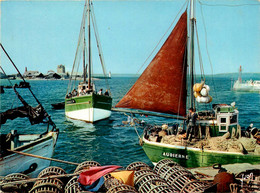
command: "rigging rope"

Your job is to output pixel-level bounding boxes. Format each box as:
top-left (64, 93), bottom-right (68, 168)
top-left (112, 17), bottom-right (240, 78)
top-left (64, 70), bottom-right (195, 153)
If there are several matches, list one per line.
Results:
top-left (66, 1), bottom-right (88, 95)
top-left (90, 2), bottom-right (112, 96)
top-left (199, 1), bottom-right (218, 102)
top-left (135, 0), bottom-right (189, 75)
top-left (0, 43), bottom-right (56, 128)
top-left (194, 22), bottom-right (205, 81)
top-left (0, 66), bottom-right (18, 109)
top-left (198, 1), bottom-right (259, 7)
top-left (0, 66), bottom-right (13, 87)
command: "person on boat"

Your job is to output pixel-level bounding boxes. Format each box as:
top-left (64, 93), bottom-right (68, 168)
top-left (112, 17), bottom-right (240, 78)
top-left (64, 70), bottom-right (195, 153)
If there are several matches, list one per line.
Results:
top-left (158, 124), bottom-right (168, 141)
top-left (72, 89), bottom-right (77, 96)
top-left (79, 88), bottom-right (86, 96)
top-left (185, 107), bottom-right (198, 141)
top-left (66, 92), bottom-right (72, 98)
top-left (245, 123), bottom-right (258, 138)
top-left (104, 89), bottom-right (109, 96)
top-left (98, 89), bottom-right (103, 95)
top-left (84, 88), bottom-right (89, 94)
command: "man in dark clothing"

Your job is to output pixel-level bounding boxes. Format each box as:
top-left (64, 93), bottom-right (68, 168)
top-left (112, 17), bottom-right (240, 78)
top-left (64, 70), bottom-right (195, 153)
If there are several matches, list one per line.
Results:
top-left (104, 89), bottom-right (109, 96)
top-left (185, 107), bottom-right (198, 141)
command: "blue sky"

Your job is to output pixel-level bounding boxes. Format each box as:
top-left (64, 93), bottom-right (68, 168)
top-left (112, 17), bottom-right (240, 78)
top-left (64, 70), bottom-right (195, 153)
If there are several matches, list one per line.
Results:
top-left (1, 0), bottom-right (259, 75)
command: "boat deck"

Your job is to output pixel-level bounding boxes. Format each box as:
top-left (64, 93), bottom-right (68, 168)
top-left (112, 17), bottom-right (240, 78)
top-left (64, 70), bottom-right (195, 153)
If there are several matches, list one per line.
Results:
top-left (190, 163), bottom-right (260, 178)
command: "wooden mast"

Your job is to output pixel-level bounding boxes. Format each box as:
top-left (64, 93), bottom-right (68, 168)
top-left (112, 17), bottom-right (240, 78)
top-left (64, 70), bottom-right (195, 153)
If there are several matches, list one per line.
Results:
top-left (189, 0), bottom-right (195, 109)
top-left (83, 35), bottom-right (86, 83)
top-left (87, 0), bottom-right (92, 89)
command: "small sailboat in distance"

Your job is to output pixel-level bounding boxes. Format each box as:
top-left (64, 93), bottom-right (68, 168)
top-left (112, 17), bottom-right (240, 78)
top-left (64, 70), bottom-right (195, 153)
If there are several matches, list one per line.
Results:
top-left (65, 0), bottom-right (112, 123)
top-left (115, 0), bottom-right (260, 168)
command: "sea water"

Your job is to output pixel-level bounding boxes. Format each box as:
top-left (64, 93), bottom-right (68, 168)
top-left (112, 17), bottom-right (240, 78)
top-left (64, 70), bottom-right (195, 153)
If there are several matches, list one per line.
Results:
top-left (0, 73), bottom-right (259, 173)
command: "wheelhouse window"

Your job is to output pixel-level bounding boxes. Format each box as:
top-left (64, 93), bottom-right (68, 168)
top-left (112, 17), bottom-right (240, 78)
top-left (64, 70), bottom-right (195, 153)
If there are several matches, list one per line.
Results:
top-left (230, 115), bottom-right (237, 124)
top-left (220, 118), bottom-right (226, 123)
top-left (220, 126), bottom-right (227, 132)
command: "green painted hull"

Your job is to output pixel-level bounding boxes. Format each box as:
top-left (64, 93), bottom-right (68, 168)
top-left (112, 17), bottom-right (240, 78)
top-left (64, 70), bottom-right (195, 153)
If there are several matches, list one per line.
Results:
top-left (142, 138), bottom-right (260, 168)
top-left (65, 93), bottom-right (112, 122)
top-left (65, 93), bottom-right (112, 112)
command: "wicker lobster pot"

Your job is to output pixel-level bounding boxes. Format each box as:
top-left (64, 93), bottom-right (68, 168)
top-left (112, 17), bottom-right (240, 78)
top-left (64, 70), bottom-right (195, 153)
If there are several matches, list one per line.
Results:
top-left (30, 178), bottom-right (64, 193)
top-left (74, 161), bottom-right (101, 173)
top-left (126, 162), bottom-right (152, 171)
top-left (0, 173), bottom-right (31, 193)
top-left (134, 172), bottom-right (176, 193)
top-left (154, 159), bottom-right (210, 193)
top-left (37, 166), bottom-right (66, 178)
top-left (107, 184), bottom-right (138, 193)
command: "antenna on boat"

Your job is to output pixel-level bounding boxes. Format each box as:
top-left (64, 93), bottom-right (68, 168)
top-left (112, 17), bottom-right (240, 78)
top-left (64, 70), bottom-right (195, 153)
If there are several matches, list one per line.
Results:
top-left (189, 0), bottom-right (196, 109)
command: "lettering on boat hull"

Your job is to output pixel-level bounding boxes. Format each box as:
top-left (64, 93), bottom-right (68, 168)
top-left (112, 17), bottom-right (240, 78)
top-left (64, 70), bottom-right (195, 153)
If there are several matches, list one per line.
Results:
top-left (162, 152), bottom-right (189, 160)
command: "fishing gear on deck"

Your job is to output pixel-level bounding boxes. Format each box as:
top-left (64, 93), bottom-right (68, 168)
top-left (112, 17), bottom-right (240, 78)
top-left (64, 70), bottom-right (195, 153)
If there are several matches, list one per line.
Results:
top-left (0, 43), bottom-right (56, 129)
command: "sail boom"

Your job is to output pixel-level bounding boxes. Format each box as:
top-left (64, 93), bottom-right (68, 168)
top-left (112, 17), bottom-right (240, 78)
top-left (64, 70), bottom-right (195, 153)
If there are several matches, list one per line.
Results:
top-left (112, 108), bottom-right (186, 120)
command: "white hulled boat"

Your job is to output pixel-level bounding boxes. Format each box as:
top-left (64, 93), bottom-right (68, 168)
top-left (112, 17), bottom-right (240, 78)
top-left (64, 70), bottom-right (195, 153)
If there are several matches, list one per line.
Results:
top-left (0, 44), bottom-right (59, 177)
top-left (233, 66), bottom-right (260, 92)
top-left (65, 0), bottom-right (112, 123)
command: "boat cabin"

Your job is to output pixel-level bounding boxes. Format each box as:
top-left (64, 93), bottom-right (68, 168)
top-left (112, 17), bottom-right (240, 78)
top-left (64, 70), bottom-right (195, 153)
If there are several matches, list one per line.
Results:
top-left (253, 80), bottom-right (260, 86)
top-left (197, 104), bottom-right (239, 137)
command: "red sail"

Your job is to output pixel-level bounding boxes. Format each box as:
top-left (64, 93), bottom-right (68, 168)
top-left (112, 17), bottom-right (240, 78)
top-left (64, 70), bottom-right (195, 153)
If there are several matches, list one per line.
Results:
top-left (116, 11), bottom-right (187, 116)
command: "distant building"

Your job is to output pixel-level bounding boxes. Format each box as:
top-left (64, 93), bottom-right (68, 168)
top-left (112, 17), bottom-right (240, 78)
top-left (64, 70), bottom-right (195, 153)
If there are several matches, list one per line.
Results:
top-left (47, 70), bottom-right (55, 75)
top-left (23, 67), bottom-right (43, 79)
top-left (23, 70), bottom-right (40, 79)
top-left (57, 64), bottom-right (65, 74)
top-left (45, 70), bottom-right (61, 79)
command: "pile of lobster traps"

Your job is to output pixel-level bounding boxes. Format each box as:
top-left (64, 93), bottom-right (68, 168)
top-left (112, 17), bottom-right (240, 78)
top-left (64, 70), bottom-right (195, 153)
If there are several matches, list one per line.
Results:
top-left (0, 159), bottom-right (259, 193)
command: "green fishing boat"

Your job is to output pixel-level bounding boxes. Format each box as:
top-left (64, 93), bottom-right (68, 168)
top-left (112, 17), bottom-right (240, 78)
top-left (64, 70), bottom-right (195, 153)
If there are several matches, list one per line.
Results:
top-left (115, 0), bottom-right (260, 167)
top-left (141, 103), bottom-right (260, 167)
top-left (65, 0), bottom-right (112, 123)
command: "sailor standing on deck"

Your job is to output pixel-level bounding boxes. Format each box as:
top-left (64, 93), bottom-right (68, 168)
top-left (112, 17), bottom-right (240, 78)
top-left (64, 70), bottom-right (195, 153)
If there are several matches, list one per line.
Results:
top-left (98, 89), bottom-right (103, 95)
top-left (104, 89), bottom-right (109, 96)
top-left (185, 108), bottom-right (198, 141)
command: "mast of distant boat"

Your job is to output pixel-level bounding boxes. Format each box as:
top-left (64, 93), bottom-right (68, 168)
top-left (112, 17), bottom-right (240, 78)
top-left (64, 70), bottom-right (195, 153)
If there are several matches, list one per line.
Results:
top-left (189, 0), bottom-right (195, 109)
top-left (83, 27), bottom-right (86, 83)
top-left (87, 0), bottom-right (92, 89)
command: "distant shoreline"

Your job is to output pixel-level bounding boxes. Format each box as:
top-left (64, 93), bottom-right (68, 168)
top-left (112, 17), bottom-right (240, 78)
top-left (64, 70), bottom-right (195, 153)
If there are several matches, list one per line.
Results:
top-left (0, 72), bottom-right (259, 81)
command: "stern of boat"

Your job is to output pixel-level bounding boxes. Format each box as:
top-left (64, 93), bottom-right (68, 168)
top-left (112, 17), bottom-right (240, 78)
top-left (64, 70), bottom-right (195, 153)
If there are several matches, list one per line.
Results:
top-left (0, 130), bottom-right (59, 178)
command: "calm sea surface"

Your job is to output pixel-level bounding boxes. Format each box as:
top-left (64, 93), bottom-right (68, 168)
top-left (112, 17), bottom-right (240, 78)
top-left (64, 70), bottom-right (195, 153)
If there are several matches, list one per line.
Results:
top-left (0, 74), bottom-right (259, 173)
